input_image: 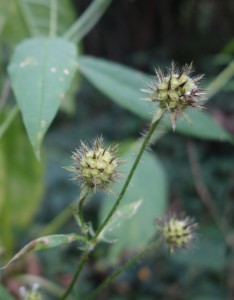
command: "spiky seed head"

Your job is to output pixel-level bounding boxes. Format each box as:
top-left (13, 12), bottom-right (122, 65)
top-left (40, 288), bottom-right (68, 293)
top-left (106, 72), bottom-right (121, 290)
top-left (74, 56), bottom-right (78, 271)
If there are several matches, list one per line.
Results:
top-left (142, 62), bottom-right (205, 130)
top-left (70, 136), bottom-right (122, 192)
top-left (156, 213), bottom-right (197, 253)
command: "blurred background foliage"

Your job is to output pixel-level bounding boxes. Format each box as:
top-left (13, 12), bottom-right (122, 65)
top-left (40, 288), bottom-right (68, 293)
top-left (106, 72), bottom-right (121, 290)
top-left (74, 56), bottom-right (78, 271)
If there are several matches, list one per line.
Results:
top-left (0, 0), bottom-right (234, 299)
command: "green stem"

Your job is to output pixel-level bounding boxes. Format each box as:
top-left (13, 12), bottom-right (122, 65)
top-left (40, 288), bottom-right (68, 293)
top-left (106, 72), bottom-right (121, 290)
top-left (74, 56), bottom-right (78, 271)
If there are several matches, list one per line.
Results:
top-left (0, 106), bottom-right (19, 140)
top-left (85, 239), bottom-right (162, 300)
top-left (0, 80), bottom-right (11, 111)
top-left (49, 0), bottom-right (57, 37)
top-left (76, 187), bottom-right (91, 237)
top-left (59, 114), bottom-right (163, 300)
top-left (60, 250), bottom-right (90, 300)
top-left (93, 115), bottom-right (163, 241)
top-left (63, 0), bottom-right (112, 44)
top-left (16, 0), bottom-right (38, 36)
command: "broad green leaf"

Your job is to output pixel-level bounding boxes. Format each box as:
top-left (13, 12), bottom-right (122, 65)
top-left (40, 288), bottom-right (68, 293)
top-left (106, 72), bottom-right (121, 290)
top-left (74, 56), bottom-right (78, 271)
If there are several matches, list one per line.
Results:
top-left (100, 144), bottom-right (168, 264)
top-left (0, 111), bottom-right (43, 259)
top-left (0, 0), bottom-right (78, 110)
top-left (78, 56), bottom-right (233, 143)
top-left (78, 55), bottom-right (151, 120)
top-left (99, 199), bottom-right (143, 243)
top-left (0, 284), bottom-right (14, 300)
top-left (1, 234), bottom-right (83, 269)
top-left (8, 37), bottom-right (77, 157)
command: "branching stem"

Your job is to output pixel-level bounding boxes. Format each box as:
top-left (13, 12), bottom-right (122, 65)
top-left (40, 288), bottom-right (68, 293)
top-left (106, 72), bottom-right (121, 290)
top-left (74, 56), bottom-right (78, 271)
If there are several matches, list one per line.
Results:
top-left (60, 113), bottom-right (164, 300)
top-left (93, 115), bottom-right (164, 242)
top-left (49, 0), bottom-right (58, 37)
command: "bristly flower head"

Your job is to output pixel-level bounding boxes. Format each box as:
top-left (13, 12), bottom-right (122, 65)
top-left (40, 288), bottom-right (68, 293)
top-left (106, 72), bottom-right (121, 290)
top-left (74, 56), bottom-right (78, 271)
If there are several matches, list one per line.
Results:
top-left (70, 136), bottom-right (122, 192)
top-left (142, 62), bottom-right (205, 130)
top-left (156, 213), bottom-right (197, 253)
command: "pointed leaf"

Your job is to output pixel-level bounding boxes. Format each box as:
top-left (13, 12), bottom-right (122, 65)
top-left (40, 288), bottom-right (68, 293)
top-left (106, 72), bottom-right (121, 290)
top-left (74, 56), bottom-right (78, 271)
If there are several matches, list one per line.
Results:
top-left (1, 234), bottom-right (83, 269)
top-left (78, 56), bottom-right (233, 143)
top-left (8, 37), bottom-right (77, 157)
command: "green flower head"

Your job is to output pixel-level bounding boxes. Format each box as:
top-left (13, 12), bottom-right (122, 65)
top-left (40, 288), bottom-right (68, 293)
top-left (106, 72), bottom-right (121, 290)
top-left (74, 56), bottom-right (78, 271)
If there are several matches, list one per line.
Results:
top-left (142, 62), bottom-right (205, 130)
top-left (70, 136), bottom-right (123, 192)
top-left (156, 213), bottom-right (198, 253)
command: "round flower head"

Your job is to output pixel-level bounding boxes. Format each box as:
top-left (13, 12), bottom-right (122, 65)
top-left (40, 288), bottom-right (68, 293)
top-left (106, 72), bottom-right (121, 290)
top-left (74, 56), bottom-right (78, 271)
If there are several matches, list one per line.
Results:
top-left (71, 137), bottom-right (122, 192)
top-left (142, 62), bottom-right (205, 130)
top-left (156, 213), bottom-right (197, 253)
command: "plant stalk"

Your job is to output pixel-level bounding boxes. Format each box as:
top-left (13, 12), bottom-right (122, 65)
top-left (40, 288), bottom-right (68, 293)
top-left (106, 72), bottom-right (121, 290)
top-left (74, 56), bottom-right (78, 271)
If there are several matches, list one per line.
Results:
top-left (60, 113), bottom-right (164, 300)
top-left (49, 0), bottom-right (58, 37)
top-left (93, 115), bottom-right (164, 241)
top-left (60, 250), bottom-right (90, 300)
top-left (76, 187), bottom-right (91, 237)
top-left (63, 0), bottom-right (112, 44)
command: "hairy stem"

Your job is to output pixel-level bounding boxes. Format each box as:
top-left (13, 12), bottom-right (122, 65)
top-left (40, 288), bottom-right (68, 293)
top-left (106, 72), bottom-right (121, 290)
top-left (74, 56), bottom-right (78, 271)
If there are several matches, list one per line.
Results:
top-left (93, 115), bottom-right (164, 241)
top-left (60, 113), bottom-right (164, 300)
top-left (76, 187), bottom-right (91, 237)
top-left (60, 250), bottom-right (90, 300)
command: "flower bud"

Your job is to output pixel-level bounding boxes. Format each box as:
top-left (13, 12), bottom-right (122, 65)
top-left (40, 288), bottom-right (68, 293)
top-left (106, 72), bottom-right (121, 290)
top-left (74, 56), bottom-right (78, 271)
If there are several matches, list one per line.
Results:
top-left (156, 213), bottom-right (197, 253)
top-left (142, 62), bottom-right (205, 130)
top-left (70, 137), bottom-right (122, 192)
